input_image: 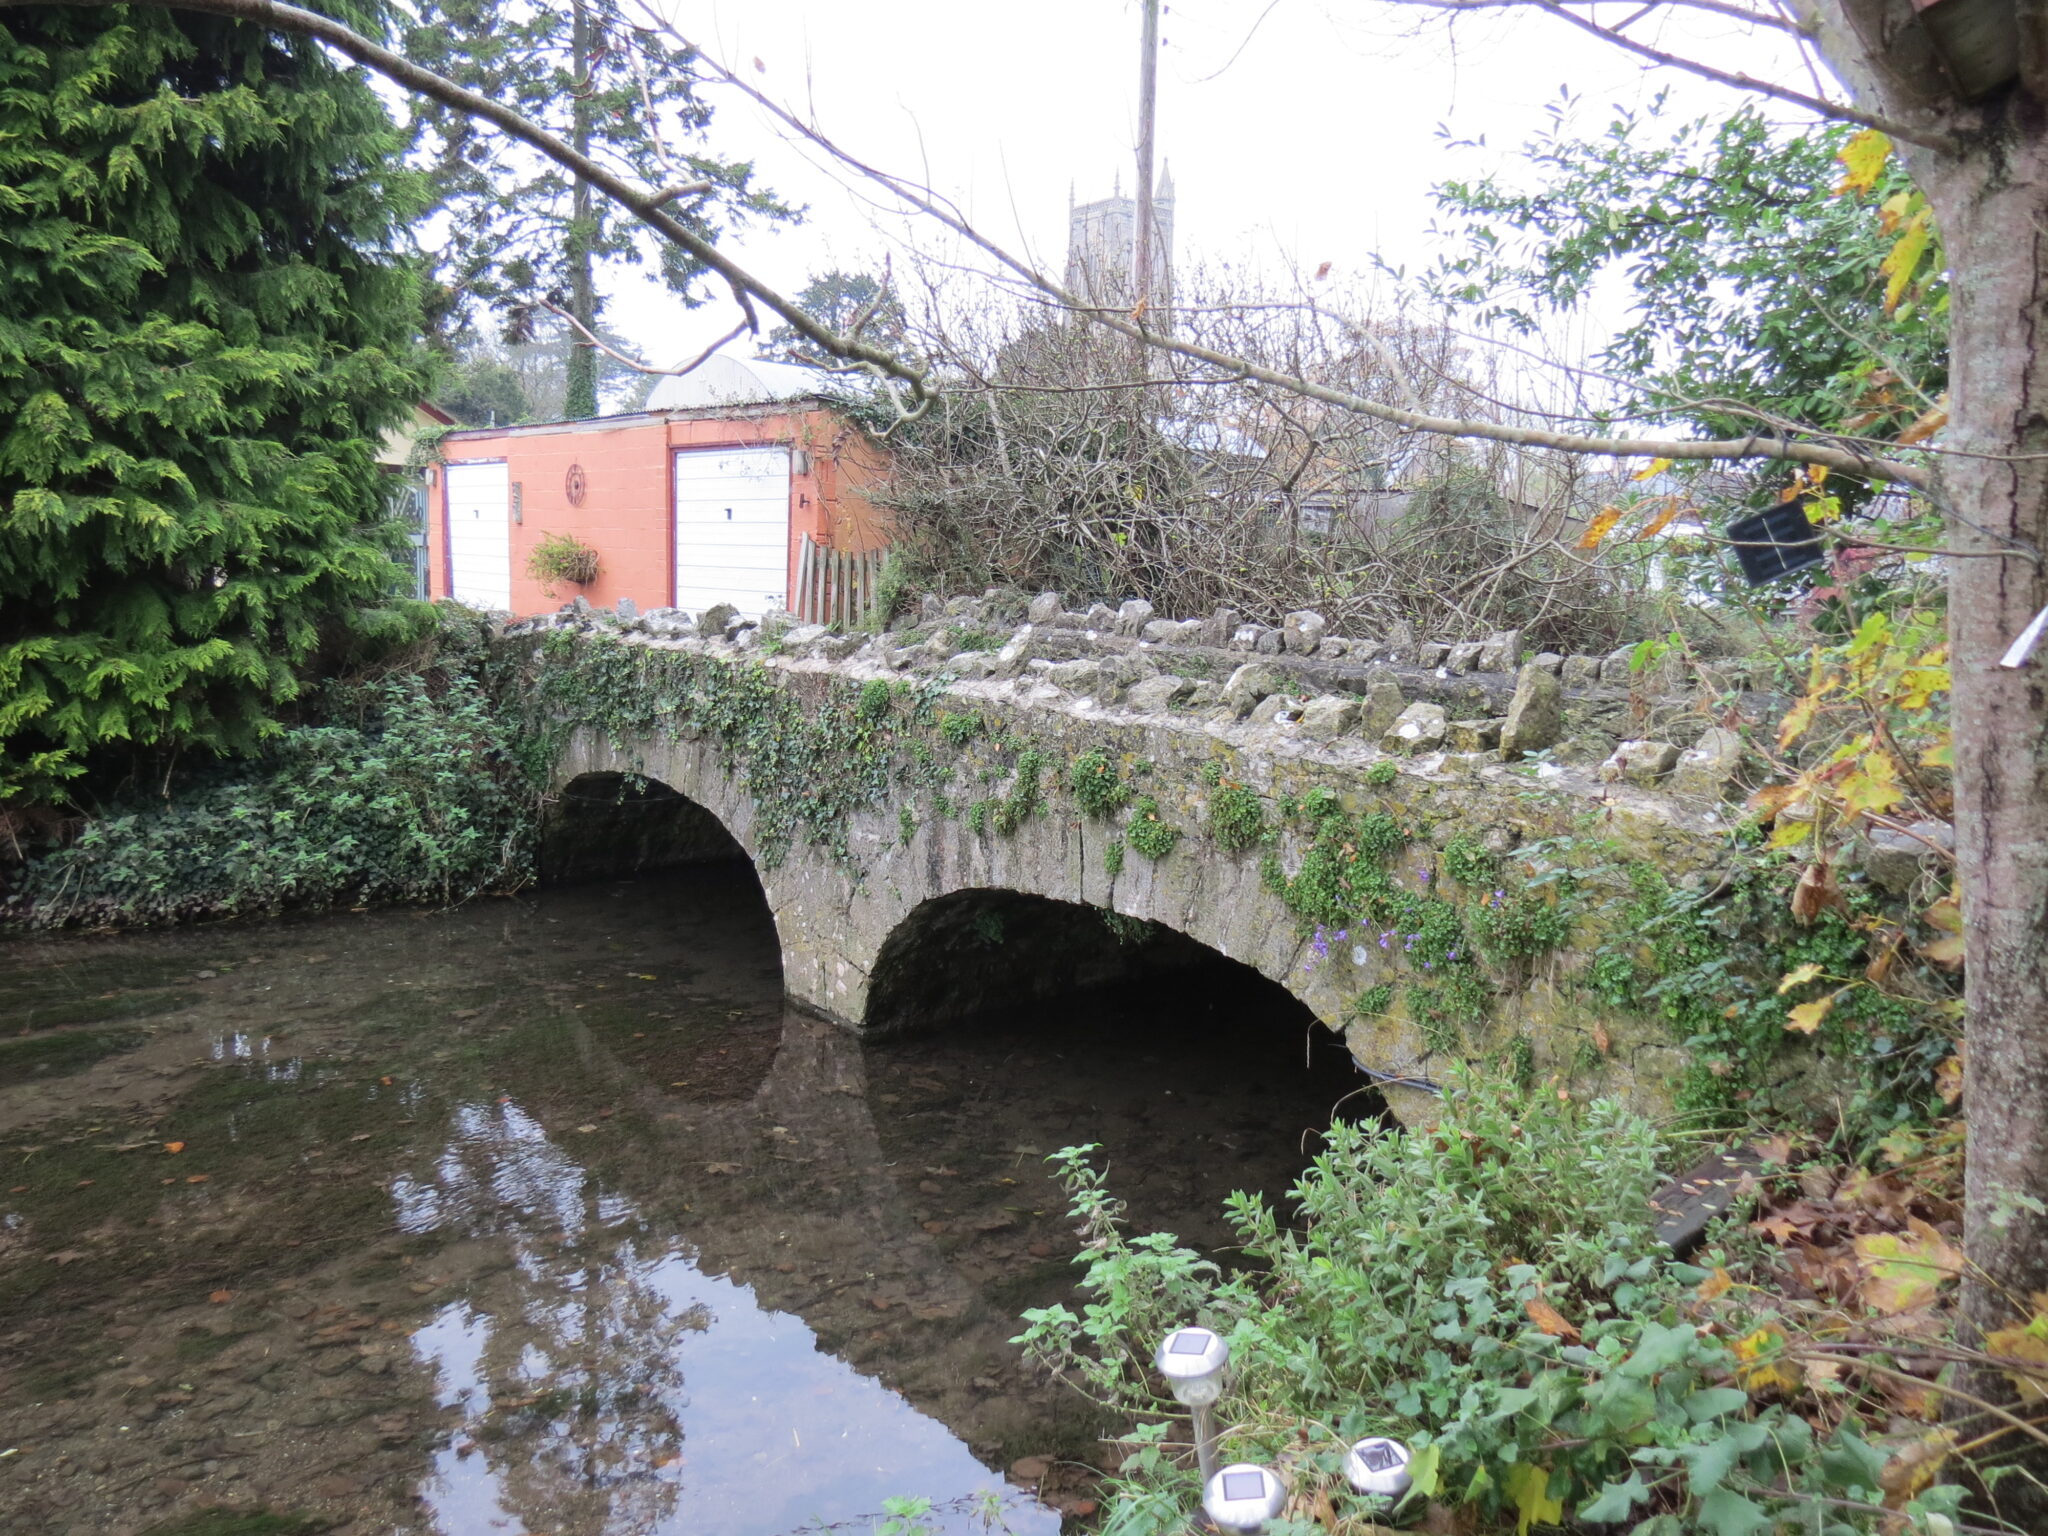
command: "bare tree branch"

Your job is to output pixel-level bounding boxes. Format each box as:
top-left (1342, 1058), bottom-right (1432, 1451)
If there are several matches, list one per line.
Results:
top-left (0, 0), bottom-right (929, 412)
top-left (538, 301), bottom-right (746, 379)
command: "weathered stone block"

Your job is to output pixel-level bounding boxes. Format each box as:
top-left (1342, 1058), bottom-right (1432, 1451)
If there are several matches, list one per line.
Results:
top-left (1282, 610), bottom-right (1328, 654)
top-left (1248, 693), bottom-right (1304, 726)
top-left (1360, 666), bottom-right (1407, 737)
top-left (1447, 717), bottom-right (1502, 751)
top-left (813, 634), bottom-right (864, 662)
top-left (1082, 603), bottom-right (1116, 631)
top-left (944, 594), bottom-right (982, 618)
top-left (919, 593), bottom-right (945, 624)
top-left (1229, 624), bottom-right (1264, 650)
top-left (1027, 590), bottom-right (1063, 624)
top-left (1445, 641), bottom-right (1485, 675)
top-left (616, 596), bottom-right (638, 619)
top-left (1114, 599), bottom-right (1155, 636)
top-left (1200, 606), bottom-right (1240, 647)
top-left (1860, 820), bottom-right (1953, 894)
top-left (1127, 674), bottom-right (1194, 711)
top-left (1383, 701), bottom-right (1448, 754)
top-left (1384, 621), bottom-right (1416, 665)
top-left (1500, 662), bottom-right (1564, 759)
top-left (1417, 642), bottom-right (1450, 669)
top-left (1141, 619), bottom-right (1181, 644)
top-left (1600, 739), bottom-right (1681, 786)
top-left (1531, 652), bottom-right (1564, 675)
top-left (1047, 659), bottom-right (1101, 694)
top-left (1599, 646), bottom-right (1637, 685)
top-left (1223, 662), bottom-right (1285, 718)
top-left (1561, 654), bottom-right (1603, 688)
top-left (783, 623), bottom-right (830, 649)
top-left (1254, 629), bottom-right (1286, 655)
top-left (696, 602), bottom-right (739, 638)
top-left (1317, 637), bottom-right (1350, 659)
top-left (1299, 695), bottom-right (1361, 739)
top-left (1477, 629), bottom-right (1523, 673)
top-left (1672, 725), bottom-right (1748, 799)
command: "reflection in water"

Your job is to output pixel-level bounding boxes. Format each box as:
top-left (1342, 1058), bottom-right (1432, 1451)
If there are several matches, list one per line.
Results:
top-left (0, 868), bottom-right (1355, 1536)
top-left (394, 1097), bottom-right (1052, 1536)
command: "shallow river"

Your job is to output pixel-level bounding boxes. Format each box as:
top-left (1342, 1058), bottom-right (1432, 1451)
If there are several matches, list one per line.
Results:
top-left (0, 868), bottom-right (1363, 1535)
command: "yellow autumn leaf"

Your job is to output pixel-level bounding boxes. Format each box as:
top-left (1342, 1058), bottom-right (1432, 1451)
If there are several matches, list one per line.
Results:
top-left (1576, 505), bottom-right (1624, 551)
top-left (1785, 990), bottom-right (1842, 1034)
top-left (1634, 497), bottom-right (1688, 541)
top-left (1503, 1462), bottom-right (1562, 1536)
top-left (1896, 394), bottom-right (1949, 446)
top-left (1935, 1054), bottom-right (1963, 1105)
top-left (1981, 1312), bottom-right (2048, 1404)
top-left (1883, 206), bottom-right (1934, 315)
top-left (1777, 962), bottom-right (1826, 994)
top-left (1836, 752), bottom-right (1905, 819)
top-left (1854, 1218), bottom-right (1963, 1313)
top-left (1836, 127), bottom-right (1892, 195)
top-left (1696, 1266), bottom-right (1734, 1302)
top-left (1919, 738), bottom-right (1954, 769)
top-left (1631, 457), bottom-right (1674, 482)
top-left (1732, 1325), bottom-right (1801, 1394)
top-left (1768, 817), bottom-right (1818, 853)
top-left (1777, 693), bottom-right (1821, 750)
top-left (1879, 1429), bottom-right (1956, 1508)
top-left (1895, 663), bottom-right (1950, 710)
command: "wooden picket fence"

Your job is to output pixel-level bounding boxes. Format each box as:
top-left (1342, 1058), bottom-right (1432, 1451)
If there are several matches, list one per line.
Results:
top-left (794, 534), bottom-right (888, 628)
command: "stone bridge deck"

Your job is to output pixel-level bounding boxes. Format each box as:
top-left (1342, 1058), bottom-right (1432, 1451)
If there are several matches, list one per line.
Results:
top-left (520, 594), bottom-right (1784, 1122)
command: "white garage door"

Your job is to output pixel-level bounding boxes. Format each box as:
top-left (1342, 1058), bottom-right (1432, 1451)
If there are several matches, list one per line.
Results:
top-left (445, 461), bottom-right (511, 611)
top-left (674, 446), bottom-right (790, 617)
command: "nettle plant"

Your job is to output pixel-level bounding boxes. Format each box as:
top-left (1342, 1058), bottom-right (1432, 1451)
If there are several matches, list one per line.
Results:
top-left (1016, 1076), bottom-right (1963, 1536)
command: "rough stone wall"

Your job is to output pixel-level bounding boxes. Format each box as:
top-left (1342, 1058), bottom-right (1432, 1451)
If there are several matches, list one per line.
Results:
top-left (525, 590), bottom-right (1794, 1126)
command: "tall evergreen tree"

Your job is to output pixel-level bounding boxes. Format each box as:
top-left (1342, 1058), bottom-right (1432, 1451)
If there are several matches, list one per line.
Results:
top-left (403, 0), bottom-right (794, 418)
top-left (0, 3), bottom-right (433, 806)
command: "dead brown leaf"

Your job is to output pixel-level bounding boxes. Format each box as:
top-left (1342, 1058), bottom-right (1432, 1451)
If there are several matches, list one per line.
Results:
top-left (1524, 1296), bottom-right (1581, 1342)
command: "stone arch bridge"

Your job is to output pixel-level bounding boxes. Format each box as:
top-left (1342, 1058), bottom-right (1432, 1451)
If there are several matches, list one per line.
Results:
top-left (523, 594), bottom-right (1778, 1122)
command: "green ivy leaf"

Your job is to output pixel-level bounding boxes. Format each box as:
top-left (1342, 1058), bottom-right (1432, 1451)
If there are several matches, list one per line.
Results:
top-left (1577, 1472), bottom-right (1650, 1523)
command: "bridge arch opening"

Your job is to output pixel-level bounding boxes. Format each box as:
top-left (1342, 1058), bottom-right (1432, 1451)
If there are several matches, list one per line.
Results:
top-left (861, 889), bottom-right (1382, 1283)
top-left (541, 771), bottom-right (751, 885)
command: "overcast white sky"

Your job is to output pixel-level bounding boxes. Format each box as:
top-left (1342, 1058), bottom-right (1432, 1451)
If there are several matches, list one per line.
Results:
top-left (601, 2), bottom-right (1821, 367)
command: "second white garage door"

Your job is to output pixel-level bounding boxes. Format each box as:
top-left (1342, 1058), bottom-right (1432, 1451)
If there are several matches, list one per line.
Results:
top-left (674, 447), bottom-right (790, 617)
top-left (445, 460), bottom-right (510, 611)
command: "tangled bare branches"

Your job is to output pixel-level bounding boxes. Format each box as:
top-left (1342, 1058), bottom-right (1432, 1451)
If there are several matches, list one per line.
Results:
top-left (874, 269), bottom-right (1695, 652)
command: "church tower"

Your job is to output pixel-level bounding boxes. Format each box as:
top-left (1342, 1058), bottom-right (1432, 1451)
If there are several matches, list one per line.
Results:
top-left (1065, 163), bottom-right (1174, 314)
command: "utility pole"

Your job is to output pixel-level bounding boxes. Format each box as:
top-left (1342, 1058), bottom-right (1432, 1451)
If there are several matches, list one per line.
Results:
top-left (563, 0), bottom-right (599, 419)
top-left (1132, 0), bottom-right (1160, 318)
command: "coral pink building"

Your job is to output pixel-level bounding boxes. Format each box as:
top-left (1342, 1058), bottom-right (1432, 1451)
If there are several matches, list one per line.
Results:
top-left (425, 355), bottom-right (890, 620)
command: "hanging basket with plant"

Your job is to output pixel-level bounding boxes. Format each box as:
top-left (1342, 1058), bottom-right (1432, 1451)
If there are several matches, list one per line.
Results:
top-left (527, 531), bottom-right (601, 593)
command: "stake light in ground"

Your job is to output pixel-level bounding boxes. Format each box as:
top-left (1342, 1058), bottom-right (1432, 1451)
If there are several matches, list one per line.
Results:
top-left (1154, 1325), bottom-right (1229, 1406)
top-left (1156, 1325), bottom-right (1230, 1489)
top-left (1202, 1463), bottom-right (1287, 1533)
top-left (1345, 1435), bottom-right (1413, 1501)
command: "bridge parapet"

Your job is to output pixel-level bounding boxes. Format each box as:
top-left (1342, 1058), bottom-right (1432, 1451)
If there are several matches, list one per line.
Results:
top-left (517, 597), bottom-right (1826, 1125)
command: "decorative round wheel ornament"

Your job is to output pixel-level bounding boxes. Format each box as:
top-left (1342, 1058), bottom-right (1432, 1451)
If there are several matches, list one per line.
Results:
top-left (565, 462), bottom-right (588, 506)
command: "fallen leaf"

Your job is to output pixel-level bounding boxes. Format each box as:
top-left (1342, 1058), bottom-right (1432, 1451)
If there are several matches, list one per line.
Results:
top-left (1591, 1021), bottom-right (1611, 1055)
top-left (1696, 1267), bottom-right (1734, 1303)
top-left (1791, 860), bottom-right (1847, 924)
top-left (575, 1124), bottom-right (598, 1134)
top-left (209, 1289), bottom-right (233, 1304)
top-left (1878, 1428), bottom-right (1954, 1508)
top-left (1524, 1296), bottom-right (1581, 1342)
top-left (1777, 962), bottom-right (1826, 995)
top-left (1785, 991), bottom-right (1842, 1034)
top-left (704, 1162), bottom-right (742, 1175)
top-left (163, 1141), bottom-right (185, 1154)
top-left (1935, 1054), bottom-right (1964, 1105)
top-left (1732, 1324), bottom-right (1801, 1394)
top-left (185, 1174), bottom-right (210, 1185)
top-left (379, 1076), bottom-right (394, 1087)
top-left (1854, 1219), bottom-right (1963, 1313)
top-left (1981, 1312), bottom-right (2048, 1404)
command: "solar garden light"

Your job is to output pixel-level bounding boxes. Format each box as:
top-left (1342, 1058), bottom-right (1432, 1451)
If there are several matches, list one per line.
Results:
top-left (1202, 1463), bottom-right (1287, 1534)
top-left (1155, 1326), bottom-right (1229, 1487)
top-left (1345, 1435), bottom-right (1414, 1503)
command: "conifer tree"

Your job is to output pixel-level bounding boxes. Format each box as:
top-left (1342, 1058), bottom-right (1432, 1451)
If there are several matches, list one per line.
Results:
top-left (0, 3), bottom-right (432, 805)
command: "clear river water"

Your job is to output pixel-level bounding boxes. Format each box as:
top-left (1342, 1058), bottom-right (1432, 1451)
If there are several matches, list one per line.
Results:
top-left (0, 865), bottom-right (1366, 1536)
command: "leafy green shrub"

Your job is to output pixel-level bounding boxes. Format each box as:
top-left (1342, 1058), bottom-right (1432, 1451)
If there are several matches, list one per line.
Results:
top-left (1125, 797), bottom-right (1180, 860)
top-left (1206, 784), bottom-right (1265, 852)
top-left (991, 749), bottom-right (1047, 835)
top-left (1103, 837), bottom-right (1126, 877)
top-left (1469, 886), bottom-right (1575, 961)
top-left (6, 668), bottom-right (532, 928)
top-left (1365, 759), bottom-right (1398, 787)
top-left (0, 6), bottom-right (435, 805)
top-left (857, 679), bottom-right (894, 720)
top-left (1017, 1078), bottom-right (1948, 1536)
top-left (937, 708), bottom-right (983, 745)
top-left (897, 805), bottom-right (917, 846)
top-left (1441, 833), bottom-right (1503, 888)
top-left (1353, 982), bottom-right (1395, 1017)
top-left (1069, 749), bottom-right (1133, 817)
top-left (525, 530), bottom-right (601, 593)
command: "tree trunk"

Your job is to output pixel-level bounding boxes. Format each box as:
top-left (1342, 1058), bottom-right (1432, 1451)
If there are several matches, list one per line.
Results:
top-left (1915, 131), bottom-right (2048, 1495)
top-left (562, 0), bottom-right (598, 420)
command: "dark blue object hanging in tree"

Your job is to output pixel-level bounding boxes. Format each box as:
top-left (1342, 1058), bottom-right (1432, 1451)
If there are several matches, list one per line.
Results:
top-left (1726, 502), bottom-right (1825, 584)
